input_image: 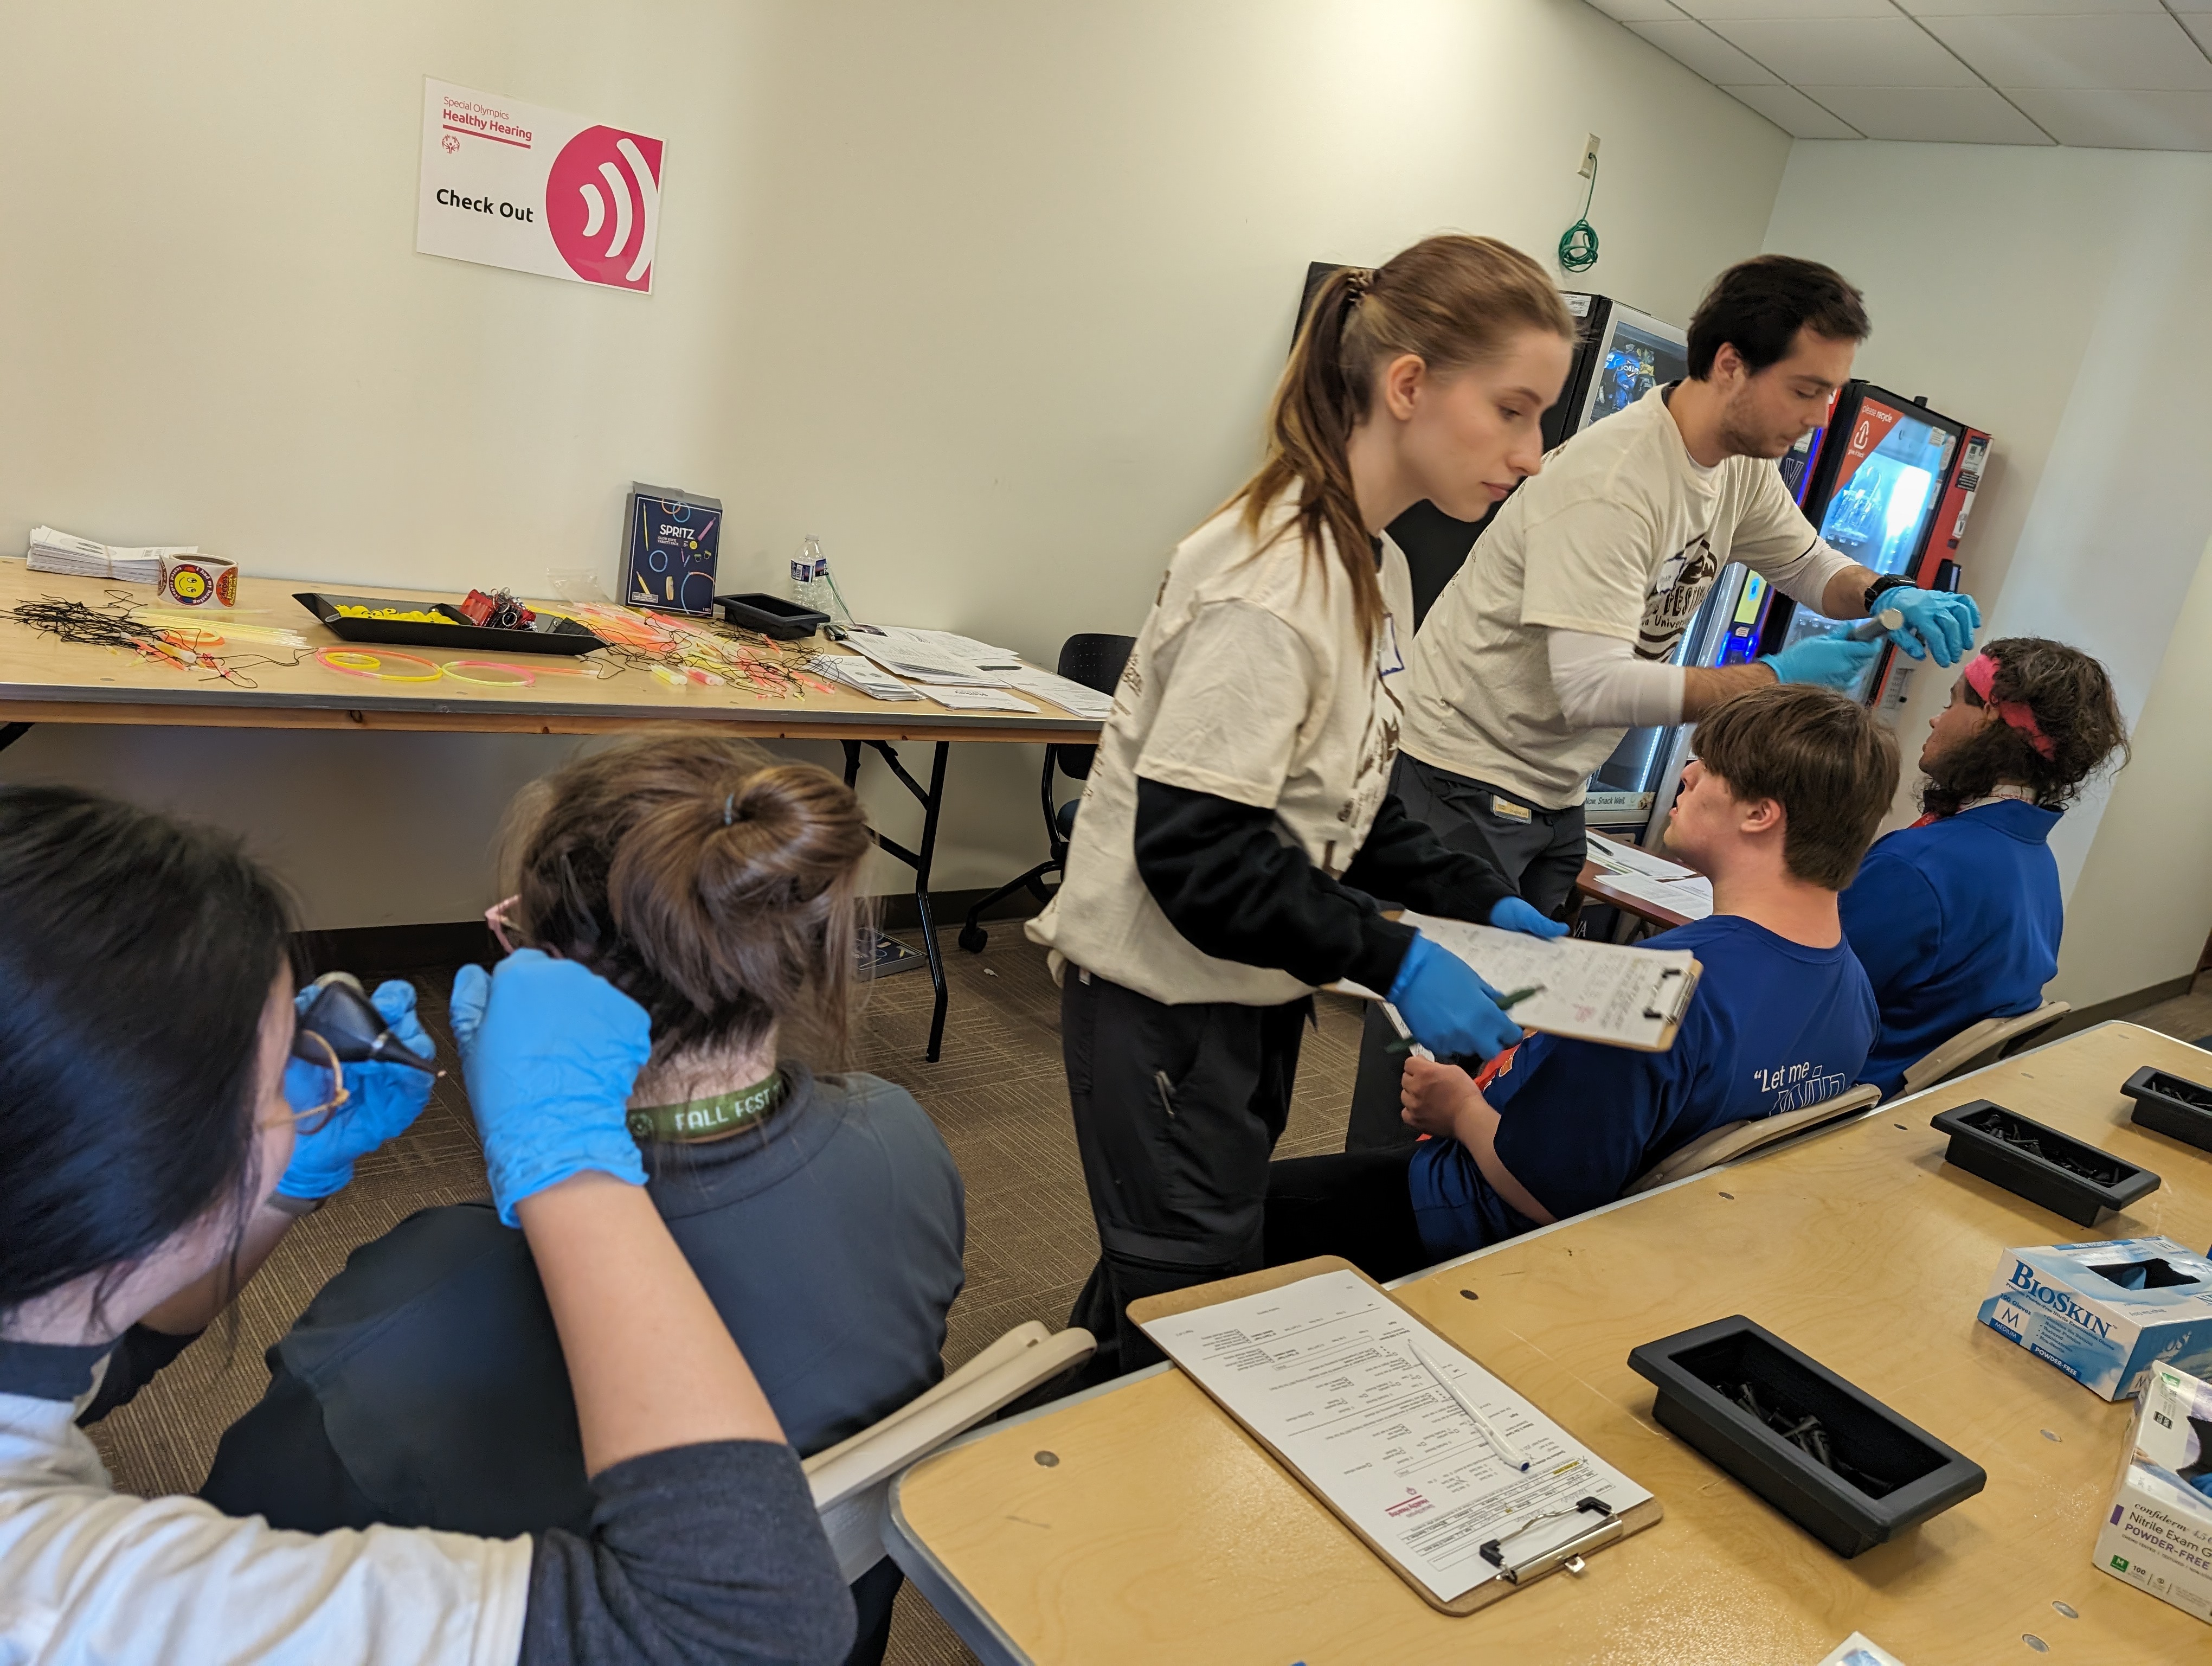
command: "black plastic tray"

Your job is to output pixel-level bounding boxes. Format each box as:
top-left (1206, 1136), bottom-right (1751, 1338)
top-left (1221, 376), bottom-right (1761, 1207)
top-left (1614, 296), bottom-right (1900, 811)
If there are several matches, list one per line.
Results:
top-left (715, 592), bottom-right (829, 640)
top-left (295, 592), bottom-right (605, 657)
top-left (2123, 1065), bottom-right (2212, 1154)
top-left (1628, 1316), bottom-right (1985, 1558)
top-left (1930, 1099), bottom-right (2160, 1226)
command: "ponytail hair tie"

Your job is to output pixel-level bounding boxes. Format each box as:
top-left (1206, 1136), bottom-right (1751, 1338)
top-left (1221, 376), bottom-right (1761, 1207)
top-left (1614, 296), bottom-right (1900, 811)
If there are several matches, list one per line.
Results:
top-left (1964, 652), bottom-right (2056, 761)
top-left (723, 791), bottom-right (736, 826)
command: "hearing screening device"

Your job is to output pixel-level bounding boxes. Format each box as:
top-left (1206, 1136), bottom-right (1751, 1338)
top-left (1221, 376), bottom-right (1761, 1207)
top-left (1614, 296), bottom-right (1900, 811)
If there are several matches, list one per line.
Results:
top-left (292, 972), bottom-right (438, 1074)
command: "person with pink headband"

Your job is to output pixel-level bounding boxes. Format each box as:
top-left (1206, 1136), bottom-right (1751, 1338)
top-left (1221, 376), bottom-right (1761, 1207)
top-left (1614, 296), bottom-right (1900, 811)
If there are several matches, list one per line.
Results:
top-left (1840, 637), bottom-right (2130, 1096)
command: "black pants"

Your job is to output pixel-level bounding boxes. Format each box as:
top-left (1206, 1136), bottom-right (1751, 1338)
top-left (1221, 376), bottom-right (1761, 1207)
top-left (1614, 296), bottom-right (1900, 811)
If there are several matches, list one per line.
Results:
top-left (1062, 967), bottom-right (1308, 1385)
top-left (1263, 1149), bottom-right (1427, 1284)
top-left (1344, 755), bottom-right (1588, 1156)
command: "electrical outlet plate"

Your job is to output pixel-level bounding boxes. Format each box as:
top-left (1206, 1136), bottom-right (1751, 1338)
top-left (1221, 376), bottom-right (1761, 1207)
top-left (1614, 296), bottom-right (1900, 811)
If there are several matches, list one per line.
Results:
top-left (1579, 133), bottom-right (1601, 180)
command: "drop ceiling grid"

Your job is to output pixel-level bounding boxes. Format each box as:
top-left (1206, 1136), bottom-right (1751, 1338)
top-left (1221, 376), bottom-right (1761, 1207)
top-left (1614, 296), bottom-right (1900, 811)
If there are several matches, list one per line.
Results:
top-left (1584, 1), bottom-right (2212, 149)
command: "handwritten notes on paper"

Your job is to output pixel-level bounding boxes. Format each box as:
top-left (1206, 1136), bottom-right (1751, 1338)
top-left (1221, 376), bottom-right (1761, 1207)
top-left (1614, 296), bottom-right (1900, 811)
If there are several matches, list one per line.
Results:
top-left (1140, 1270), bottom-right (1652, 1604)
top-left (1391, 911), bottom-right (1699, 1051)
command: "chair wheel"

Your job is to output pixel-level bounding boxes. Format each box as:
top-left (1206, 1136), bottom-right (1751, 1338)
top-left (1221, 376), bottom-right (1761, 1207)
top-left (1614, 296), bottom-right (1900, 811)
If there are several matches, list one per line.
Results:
top-left (958, 924), bottom-right (989, 953)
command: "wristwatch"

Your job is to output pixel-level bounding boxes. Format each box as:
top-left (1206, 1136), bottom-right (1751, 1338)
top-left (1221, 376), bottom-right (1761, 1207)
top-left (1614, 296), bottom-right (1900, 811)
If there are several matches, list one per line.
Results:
top-left (1862, 572), bottom-right (1915, 613)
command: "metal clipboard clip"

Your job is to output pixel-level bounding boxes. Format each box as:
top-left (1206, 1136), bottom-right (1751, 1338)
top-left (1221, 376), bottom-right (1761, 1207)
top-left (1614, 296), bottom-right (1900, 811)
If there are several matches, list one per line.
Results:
top-left (1643, 963), bottom-right (1695, 1026)
top-left (1478, 1495), bottom-right (1624, 1586)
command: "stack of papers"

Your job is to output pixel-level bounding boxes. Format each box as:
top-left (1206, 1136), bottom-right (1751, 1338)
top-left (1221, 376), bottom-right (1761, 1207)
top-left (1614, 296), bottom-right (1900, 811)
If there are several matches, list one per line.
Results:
top-left (928, 685), bottom-right (1040, 714)
top-left (1586, 831), bottom-right (1714, 920)
top-left (841, 624), bottom-right (1010, 685)
top-left (25, 526), bottom-right (196, 584)
top-left (809, 653), bottom-right (922, 702)
top-left (999, 667), bottom-right (1116, 719)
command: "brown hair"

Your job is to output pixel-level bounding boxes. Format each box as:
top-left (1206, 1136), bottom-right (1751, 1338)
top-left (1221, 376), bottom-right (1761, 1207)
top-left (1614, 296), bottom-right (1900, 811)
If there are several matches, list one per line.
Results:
top-left (1687, 254), bottom-right (1869, 380)
top-left (1692, 684), bottom-right (1900, 890)
top-left (1232, 234), bottom-right (1574, 644)
top-left (499, 732), bottom-right (871, 1068)
top-left (1924, 636), bottom-right (2130, 818)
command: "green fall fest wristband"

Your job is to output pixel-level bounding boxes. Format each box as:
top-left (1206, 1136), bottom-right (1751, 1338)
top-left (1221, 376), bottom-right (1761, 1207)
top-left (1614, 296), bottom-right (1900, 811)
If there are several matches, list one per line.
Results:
top-left (626, 1071), bottom-right (786, 1143)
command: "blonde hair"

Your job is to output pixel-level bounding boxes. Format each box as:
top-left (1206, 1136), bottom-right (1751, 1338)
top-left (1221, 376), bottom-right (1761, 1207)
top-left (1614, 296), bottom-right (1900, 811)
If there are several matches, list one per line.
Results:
top-left (1231, 234), bottom-right (1574, 643)
top-left (499, 732), bottom-right (871, 1067)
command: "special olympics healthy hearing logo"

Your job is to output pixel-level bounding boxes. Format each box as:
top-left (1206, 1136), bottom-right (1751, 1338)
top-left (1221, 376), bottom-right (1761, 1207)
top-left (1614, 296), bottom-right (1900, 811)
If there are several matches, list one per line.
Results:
top-left (546, 126), bottom-right (663, 291)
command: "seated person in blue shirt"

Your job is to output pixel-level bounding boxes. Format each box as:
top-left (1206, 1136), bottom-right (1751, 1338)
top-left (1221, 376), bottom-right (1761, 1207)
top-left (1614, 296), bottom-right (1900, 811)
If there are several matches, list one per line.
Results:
top-left (201, 735), bottom-right (966, 1666)
top-left (1840, 637), bottom-right (2127, 1097)
top-left (1265, 683), bottom-right (1894, 1279)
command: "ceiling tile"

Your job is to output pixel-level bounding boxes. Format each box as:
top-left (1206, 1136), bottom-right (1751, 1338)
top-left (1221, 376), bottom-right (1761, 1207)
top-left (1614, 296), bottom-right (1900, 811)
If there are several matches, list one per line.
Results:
top-left (2162, 0), bottom-right (2212, 10)
top-left (1706, 17), bottom-right (1981, 85)
top-left (1581, 0), bottom-right (1686, 21)
top-left (1921, 14), bottom-right (2212, 90)
top-left (1720, 81), bottom-right (1864, 137)
top-left (2007, 87), bottom-right (2212, 148)
top-left (1899, 1), bottom-right (2166, 14)
top-left (2180, 12), bottom-right (2212, 53)
top-left (1624, 18), bottom-right (1780, 82)
top-left (1675, 1), bottom-right (1894, 17)
top-left (1802, 84), bottom-right (2057, 141)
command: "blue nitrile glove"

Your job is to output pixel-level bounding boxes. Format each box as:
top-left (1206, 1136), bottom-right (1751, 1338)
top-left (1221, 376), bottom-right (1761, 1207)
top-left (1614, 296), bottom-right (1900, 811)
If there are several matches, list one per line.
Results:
top-left (1882, 586), bottom-right (1980, 667)
top-left (1490, 895), bottom-right (1569, 941)
top-left (1760, 626), bottom-right (1881, 690)
top-left (1387, 934), bottom-right (1522, 1061)
top-left (277, 981), bottom-right (437, 1201)
top-left (452, 949), bottom-right (653, 1226)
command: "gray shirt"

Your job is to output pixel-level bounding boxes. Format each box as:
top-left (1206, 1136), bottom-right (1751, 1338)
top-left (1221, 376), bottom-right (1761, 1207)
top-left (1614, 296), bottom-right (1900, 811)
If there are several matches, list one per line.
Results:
top-left (201, 1067), bottom-right (964, 1539)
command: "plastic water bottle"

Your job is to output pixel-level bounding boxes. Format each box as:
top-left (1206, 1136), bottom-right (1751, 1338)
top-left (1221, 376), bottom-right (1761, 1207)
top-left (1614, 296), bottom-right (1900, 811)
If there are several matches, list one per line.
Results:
top-left (791, 535), bottom-right (853, 629)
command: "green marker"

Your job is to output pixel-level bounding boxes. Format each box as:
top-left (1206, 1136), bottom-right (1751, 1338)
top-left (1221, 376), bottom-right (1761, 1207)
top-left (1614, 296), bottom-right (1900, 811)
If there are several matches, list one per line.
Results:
top-left (1494, 984), bottom-right (1545, 1011)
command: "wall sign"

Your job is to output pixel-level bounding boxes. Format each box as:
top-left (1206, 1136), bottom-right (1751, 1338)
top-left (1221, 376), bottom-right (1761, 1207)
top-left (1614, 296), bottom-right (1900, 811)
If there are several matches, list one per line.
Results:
top-left (416, 77), bottom-right (664, 293)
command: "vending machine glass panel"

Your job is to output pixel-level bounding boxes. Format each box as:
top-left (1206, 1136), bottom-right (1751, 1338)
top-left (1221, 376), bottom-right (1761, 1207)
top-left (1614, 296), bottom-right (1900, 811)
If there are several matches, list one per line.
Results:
top-left (1581, 306), bottom-right (1690, 432)
top-left (1770, 394), bottom-right (1960, 693)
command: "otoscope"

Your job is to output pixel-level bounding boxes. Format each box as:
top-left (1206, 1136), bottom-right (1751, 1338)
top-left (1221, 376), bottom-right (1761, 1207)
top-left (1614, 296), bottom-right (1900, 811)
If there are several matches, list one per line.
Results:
top-left (292, 972), bottom-right (439, 1073)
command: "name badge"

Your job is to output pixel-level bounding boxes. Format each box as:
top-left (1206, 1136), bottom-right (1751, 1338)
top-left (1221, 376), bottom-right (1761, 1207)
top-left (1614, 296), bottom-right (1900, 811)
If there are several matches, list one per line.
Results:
top-left (1377, 616), bottom-right (1406, 677)
top-left (1490, 795), bottom-right (1532, 825)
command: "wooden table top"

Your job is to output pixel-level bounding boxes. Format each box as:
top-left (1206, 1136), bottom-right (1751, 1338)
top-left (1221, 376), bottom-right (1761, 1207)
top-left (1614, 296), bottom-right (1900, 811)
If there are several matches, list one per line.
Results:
top-left (891, 1023), bottom-right (2212, 1664)
top-left (0, 560), bottom-right (1102, 743)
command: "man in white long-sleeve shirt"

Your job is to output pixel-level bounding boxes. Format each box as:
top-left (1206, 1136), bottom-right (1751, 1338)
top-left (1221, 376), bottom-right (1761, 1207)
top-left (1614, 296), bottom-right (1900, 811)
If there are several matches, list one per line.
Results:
top-left (1343, 257), bottom-right (1980, 1152)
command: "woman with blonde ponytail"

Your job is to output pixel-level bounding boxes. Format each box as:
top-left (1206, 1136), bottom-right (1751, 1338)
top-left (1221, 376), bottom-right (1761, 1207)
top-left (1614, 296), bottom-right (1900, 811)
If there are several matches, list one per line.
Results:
top-left (203, 734), bottom-right (964, 1666)
top-left (1028, 234), bottom-right (1580, 1383)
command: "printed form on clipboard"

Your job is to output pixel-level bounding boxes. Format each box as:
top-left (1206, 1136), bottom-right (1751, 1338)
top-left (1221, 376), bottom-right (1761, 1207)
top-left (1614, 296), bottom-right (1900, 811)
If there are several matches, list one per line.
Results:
top-left (1135, 1265), bottom-right (1658, 1610)
top-left (1338, 909), bottom-right (1701, 1052)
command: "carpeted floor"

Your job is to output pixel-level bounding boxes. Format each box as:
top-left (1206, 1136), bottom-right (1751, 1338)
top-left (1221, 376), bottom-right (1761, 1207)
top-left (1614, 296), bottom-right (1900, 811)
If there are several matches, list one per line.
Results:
top-left (86, 926), bottom-right (1367, 1666)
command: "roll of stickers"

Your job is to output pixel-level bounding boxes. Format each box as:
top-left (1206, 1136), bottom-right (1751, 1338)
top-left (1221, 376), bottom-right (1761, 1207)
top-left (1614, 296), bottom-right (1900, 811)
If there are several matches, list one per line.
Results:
top-left (158, 553), bottom-right (239, 609)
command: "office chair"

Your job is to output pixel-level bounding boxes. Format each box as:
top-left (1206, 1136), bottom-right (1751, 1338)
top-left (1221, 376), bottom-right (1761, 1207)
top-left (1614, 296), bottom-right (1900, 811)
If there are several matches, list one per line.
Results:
top-left (958, 632), bottom-right (1134, 953)
top-left (1897, 1000), bottom-right (2071, 1095)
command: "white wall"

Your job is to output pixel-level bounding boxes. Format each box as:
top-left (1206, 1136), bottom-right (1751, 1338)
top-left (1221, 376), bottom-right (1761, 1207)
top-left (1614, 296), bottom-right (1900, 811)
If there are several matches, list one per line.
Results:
top-left (0, 0), bottom-right (1791, 927)
top-left (1764, 140), bottom-right (2212, 1007)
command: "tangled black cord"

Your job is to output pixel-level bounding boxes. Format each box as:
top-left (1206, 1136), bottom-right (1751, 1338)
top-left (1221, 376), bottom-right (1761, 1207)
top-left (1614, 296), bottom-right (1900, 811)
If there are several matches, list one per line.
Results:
top-left (11, 591), bottom-right (302, 690)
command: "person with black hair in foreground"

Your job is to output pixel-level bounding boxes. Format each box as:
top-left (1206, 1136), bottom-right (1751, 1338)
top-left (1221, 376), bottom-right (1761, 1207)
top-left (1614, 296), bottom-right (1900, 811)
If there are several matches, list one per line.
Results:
top-left (203, 736), bottom-right (963, 1666)
top-left (1268, 685), bottom-right (1895, 1280)
top-left (1342, 254), bottom-right (1982, 1153)
top-left (1841, 638), bottom-right (2130, 1098)
top-left (0, 785), bottom-right (853, 1665)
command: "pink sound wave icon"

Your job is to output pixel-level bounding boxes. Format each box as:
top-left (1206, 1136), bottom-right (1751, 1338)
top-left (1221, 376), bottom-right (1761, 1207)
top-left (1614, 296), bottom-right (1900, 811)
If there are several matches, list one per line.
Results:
top-left (548, 127), bottom-right (663, 291)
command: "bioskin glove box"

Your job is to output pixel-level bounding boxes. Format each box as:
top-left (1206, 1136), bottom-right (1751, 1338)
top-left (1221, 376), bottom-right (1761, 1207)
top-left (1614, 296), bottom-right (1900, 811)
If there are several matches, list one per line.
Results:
top-left (2094, 1362), bottom-right (2212, 1624)
top-left (1977, 1237), bottom-right (2212, 1402)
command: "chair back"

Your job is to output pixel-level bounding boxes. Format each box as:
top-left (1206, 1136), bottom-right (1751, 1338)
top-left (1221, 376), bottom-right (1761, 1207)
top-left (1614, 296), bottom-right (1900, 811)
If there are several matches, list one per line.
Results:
top-left (1898, 1000), bottom-right (2070, 1095)
top-left (1626, 1084), bottom-right (1880, 1196)
top-left (1050, 633), bottom-right (1135, 783)
top-left (804, 1322), bottom-right (1096, 1582)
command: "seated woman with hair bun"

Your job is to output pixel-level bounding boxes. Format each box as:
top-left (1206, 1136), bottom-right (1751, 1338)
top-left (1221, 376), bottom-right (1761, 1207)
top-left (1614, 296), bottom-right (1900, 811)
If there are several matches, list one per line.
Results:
top-left (0, 784), bottom-right (855, 1664)
top-left (1840, 636), bottom-right (2130, 1098)
top-left (202, 734), bottom-right (964, 1666)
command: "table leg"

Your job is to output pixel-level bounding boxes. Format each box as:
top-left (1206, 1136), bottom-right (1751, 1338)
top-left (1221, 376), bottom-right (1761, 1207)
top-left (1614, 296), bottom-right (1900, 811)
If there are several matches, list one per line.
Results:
top-left (0, 722), bottom-right (33, 754)
top-left (844, 738), bottom-right (954, 1062)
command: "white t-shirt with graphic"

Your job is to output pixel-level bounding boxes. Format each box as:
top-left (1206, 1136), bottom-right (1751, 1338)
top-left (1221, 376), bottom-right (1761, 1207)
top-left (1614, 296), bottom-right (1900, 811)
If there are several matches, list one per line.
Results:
top-left (1028, 497), bottom-right (1413, 1007)
top-left (1401, 386), bottom-right (1846, 809)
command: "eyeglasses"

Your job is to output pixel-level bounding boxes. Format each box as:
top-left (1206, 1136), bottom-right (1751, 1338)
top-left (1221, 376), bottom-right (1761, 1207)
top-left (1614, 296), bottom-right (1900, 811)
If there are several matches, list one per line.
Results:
top-left (486, 894), bottom-right (522, 954)
top-left (272, 1027), bottom-right (352, 1135)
